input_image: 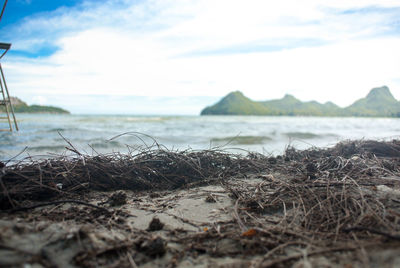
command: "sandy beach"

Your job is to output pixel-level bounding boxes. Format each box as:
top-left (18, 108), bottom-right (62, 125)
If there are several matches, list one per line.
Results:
top-left (1, 140), bottom-right (400, 267)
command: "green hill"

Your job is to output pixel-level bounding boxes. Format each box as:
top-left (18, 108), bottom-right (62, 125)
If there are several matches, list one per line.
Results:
top-left (200, 86), bottom-right (400, 117)
top-left (261, 94), bottom-right (342, 116)
top-left (201, 91), bottom-right (270, 115)
top-left (344, 86), bottom-right (400, 117)
top-left (1, 97), bottom-right (70, 114)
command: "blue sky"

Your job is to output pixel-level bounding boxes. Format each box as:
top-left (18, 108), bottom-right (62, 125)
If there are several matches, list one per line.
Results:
top-left (1, 0), bottom-right (81, 26)
top-left (1, 0), bottom-right (400, 114)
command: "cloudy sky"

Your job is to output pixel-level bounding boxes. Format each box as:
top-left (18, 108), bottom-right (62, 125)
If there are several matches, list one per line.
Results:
top-left (1, 0), bottom-right (400, 114)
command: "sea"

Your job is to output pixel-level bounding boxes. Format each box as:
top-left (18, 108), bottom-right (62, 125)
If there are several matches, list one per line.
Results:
top-left (1, 114), bottom-right (399, 162)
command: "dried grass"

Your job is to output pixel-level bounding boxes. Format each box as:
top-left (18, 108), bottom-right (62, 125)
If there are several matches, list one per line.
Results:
top-left (0, 147), bottom-right (267, 209)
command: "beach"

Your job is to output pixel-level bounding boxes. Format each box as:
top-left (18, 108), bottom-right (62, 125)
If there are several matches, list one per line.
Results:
top-left (1, 140), bottom-right (400, 267)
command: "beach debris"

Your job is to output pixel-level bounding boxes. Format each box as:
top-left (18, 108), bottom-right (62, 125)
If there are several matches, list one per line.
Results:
top-left (268, 157), bottom-right (277, 164)
top-left (0, 139), bottom-right (400, 267)
top-left (205, 194), bottom-right (216, 203)
top-left (138, 236), bottom-right (166, 257)
top-left (147, 217), bottom-right (164, 231)
top-left (149, 192), bottom-right (161, 198)
top-left (108, 191), bottom-right (127, 206)
top-left (241, 228), bottom-right (257, 237)
top-left (0, 148), bottom-right (265, 210)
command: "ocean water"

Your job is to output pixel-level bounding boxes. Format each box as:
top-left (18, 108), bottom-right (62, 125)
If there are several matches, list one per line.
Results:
top-left (1, 114), bottom-right (399, 161)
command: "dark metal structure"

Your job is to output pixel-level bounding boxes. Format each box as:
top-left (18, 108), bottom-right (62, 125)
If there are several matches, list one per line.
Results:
top-left (0, 0), bottom-right (18, 131)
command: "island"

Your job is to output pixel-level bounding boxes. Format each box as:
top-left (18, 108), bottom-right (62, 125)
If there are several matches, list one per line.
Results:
top-left (1, 97), bottom-right (70, 114)
top-left (201, 86), bottom-right (400, 117)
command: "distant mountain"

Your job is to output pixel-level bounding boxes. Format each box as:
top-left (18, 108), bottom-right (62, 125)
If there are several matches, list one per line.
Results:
top-left (261, 94), bottom-right (342, 116)
top-left (1, 97), bottom-right (70, 114)
top-left (200, 91), bottom-right (270, 115)
top-left (344, 86), bottom-right (400, 117)
top-left (201, 86), bottom-right (400, 117)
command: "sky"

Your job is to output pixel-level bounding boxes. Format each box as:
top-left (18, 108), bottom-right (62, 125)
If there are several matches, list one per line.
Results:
top-left (0, 0), bottom-right (400, 114)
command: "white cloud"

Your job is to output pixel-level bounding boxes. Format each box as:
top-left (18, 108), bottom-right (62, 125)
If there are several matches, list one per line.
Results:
top-left (3, 0), bottom-right (400, 113)
top-left (31, 95), bottom-right (47, 105)
top-left (16, 0), bottom-right (32, 4)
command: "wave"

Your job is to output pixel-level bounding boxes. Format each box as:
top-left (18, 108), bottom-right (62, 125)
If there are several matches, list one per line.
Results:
top-left (28, 145), bottom-right (67, 152)
top-left (125, 117), bottom-right (167, 122)
top-left (88, 140), bottom-right (124, 149)
top-left (76, 116), bottom-right (170, 124)
top-left (284, 132), bottom-right (339, 139)
top-left (210, 135), bottom-right (272, 145)
top-left (33, 127), bottom-right (82, 134)
top-left (48, 127), bottom-right (69, 132)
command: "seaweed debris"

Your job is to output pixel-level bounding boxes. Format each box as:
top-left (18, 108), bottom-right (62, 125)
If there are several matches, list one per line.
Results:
top-left (1, 139), bottom-right (400, 267)
top-left (0, 149), bottom-right (264, 210)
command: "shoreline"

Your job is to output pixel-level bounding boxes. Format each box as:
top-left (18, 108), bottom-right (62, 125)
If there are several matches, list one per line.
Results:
top-left (1, 139), bottom-right (400, 267)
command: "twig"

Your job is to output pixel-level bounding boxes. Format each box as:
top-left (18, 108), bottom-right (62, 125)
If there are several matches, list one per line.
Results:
top-left (343, 227), bottom-right (400, 241)
top-left (164, 212), bottom-right (204, 229)
top-left (4, 146), bottom-right (28, 165)
top-left (58, 131), bottom-right (82, 156)
top-left (232, 198), bottom-right (247, 232)
top-left (9, 199), bottom-right (109, 213)
top-left (256, 240), bottom-right (309, 266)
top-left (0, 175), bottom-right (15, 208)
top-left (127, 252), bottom-right (138, 268)
top-left (306, 182), bottom-right (394, 188)
top-left (259, 246), bottom-right (357, 267)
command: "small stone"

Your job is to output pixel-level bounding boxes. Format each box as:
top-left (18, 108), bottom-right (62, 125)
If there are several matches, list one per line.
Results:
top-left (139, 237), bottom-right (166, 257)
top-left (149, 192), bottom-right (161, 198)
top-left (147, 217), bottom-right (164, 231)
top-left (108, 191), bottom-right (127, 206)
top-left (205, 195), bottom-right (216, 203)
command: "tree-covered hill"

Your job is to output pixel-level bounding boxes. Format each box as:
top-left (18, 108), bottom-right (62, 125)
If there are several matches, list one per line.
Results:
top-left (344, 86), bottom-right (400, 117)
top-left (1, 97), bottom-right (70, 114)
top-left (201, 91), bottom-right (270, 115)
top-left (201, 86), bottom-right (400, 117)
top-left (261, 94), bottom-right (342, 116)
